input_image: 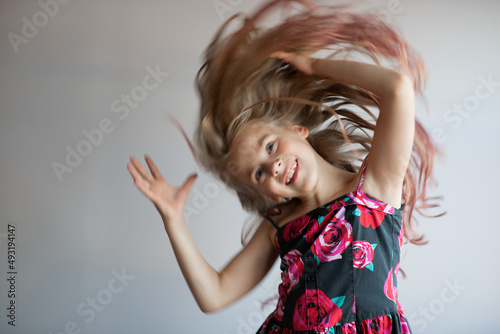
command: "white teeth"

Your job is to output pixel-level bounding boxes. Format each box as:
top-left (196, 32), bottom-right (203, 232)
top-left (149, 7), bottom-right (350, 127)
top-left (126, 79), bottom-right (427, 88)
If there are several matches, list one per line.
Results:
top-left (286, 161), bottom-right (297, 184)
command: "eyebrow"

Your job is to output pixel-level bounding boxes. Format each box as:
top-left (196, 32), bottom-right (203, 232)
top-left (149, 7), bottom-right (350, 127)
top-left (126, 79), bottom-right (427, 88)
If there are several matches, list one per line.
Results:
top-left (258, 134), bottom-right (271, 148)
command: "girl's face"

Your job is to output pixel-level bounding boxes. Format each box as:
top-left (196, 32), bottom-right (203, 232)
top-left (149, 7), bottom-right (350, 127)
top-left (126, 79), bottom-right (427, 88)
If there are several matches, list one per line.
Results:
top-left (227, 120), bottom-right (319, 202)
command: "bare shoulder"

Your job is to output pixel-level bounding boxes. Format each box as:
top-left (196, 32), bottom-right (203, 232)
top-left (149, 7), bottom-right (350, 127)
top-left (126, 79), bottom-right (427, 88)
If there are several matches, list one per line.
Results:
top-left (246, 216), bottom-right (281, 251)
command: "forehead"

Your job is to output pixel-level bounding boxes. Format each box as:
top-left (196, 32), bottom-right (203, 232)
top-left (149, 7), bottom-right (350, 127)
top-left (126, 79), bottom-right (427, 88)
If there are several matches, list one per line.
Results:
top-left (232, 121), bottom-right (273, 151)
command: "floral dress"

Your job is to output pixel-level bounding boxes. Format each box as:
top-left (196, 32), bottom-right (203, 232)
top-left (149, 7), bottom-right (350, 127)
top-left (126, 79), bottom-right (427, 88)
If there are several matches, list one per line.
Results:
top-left (258, 161), bottom-right (411, 334)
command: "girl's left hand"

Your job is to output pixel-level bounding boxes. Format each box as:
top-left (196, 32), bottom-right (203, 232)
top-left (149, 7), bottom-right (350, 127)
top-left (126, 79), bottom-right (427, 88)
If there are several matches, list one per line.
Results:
top-left (270, 51), bottom-right (316, 75)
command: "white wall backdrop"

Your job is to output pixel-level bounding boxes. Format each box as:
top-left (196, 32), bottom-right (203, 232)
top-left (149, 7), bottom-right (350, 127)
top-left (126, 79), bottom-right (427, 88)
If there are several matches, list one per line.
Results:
top-left (0, 0), bottom-right (499, 333)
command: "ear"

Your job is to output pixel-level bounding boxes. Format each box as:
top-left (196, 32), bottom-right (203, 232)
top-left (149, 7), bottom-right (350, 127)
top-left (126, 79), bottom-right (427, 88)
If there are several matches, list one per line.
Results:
top-left (293, 124), bottom-right (309, 139)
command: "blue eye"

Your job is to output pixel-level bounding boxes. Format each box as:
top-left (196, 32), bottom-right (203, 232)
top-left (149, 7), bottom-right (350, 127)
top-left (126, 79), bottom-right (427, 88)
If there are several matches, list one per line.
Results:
top-left (266, 142), bottom-right (274, 153)
top-left (255, 141), bottom-right (274, 181)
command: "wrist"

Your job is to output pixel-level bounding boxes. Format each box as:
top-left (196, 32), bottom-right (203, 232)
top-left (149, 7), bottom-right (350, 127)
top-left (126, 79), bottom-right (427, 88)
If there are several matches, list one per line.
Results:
top-left (309, 57), bottom-right (320, 76)
top-left (310, 58), bottom-right (342, 82)
top-left (161, 213), bottom-right (186, 229)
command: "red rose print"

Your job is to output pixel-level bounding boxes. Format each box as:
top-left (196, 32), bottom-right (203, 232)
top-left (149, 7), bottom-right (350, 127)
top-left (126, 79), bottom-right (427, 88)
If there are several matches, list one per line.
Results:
top-left (383, 268), bottom-right (397, 303)
top-left (292, 289), bottom-right (342, 331)
top-left (359, 207), bottom-right (385, 229)
top-left (342, 322), bottom-right (357, 334)
top-left (283, 215), bottom-right (310, 242)
top-left (400, 313), bottom-right (411, 334)
top-left (274, 285), bottom-right (286, 321)
top-left (275, 249), bottom-right (304, 321)
top-left (352, 241), bottom-right (375, 269)
top-left (304, 219), bottom-right (320, 243)
top-left (361, 314), bottom-right (393, 334)
top-left (398, 226), bottom-right (404, 248)
top-left (281, 249), bottom-right (304, 292)
top-left (323, 204), bottom-right (346, 223)
top-left (311, 220), bottom-right (352, 262)
top-left (327, 198), bottom-right (348, 212)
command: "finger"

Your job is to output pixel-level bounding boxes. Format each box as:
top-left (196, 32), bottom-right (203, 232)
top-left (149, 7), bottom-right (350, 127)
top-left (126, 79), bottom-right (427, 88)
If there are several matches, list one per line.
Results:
top-left (144, 155), bottom-right (163, 180)
top-left (127, 160), bottom-right (153, 188)
top-left (266, 207), bottom-right (282, 216)
top-left (127, 160), bottom-right (143, 182)
top-left (269, 51), bottom-right (286, 58)
top-left (269, 51), bottom-right (292, 62)
top-left (129, 156), bottom-right (154, 182)
top-left (127, 163), bottom-right (149, 189)
top-left (128, 163), bottom-right (158, 200)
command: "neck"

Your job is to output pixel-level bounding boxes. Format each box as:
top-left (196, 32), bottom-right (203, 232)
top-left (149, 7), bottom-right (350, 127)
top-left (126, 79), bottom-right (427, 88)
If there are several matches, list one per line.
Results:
top-left (299, 155), bottom-right (358, 209)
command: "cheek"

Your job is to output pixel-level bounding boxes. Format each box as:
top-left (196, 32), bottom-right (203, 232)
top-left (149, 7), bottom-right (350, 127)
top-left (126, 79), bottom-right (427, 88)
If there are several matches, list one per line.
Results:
top-left (277, 140), bottom-right (296, 154)
top-left (298, 163), bottom-right (318, 190)
top-left (262, 179), bottom-right (277, 193)
top-left (279, 139), bottom-right (313, 163)
top-left (260, 179), bottom-right (285, 199)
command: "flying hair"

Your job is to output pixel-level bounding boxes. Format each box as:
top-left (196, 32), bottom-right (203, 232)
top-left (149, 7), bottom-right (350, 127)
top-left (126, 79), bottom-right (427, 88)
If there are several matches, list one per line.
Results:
top-left (192, 0), bottom-right (442, 245)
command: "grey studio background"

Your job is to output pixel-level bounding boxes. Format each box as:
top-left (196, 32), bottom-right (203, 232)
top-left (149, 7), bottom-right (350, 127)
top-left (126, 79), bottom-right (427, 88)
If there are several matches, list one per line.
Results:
top-left (0, 0), bottom-right (499, 333)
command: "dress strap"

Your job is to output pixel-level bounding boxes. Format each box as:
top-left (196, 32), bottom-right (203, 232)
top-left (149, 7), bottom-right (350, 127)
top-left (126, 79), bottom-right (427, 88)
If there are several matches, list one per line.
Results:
top-left (265, 216), bottom-right (280, 230)
top-left (356, 157), bottom-right (368, 193)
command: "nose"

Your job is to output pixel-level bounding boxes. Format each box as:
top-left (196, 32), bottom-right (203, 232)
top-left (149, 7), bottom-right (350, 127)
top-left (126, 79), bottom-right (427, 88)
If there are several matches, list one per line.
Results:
top-left (272, 159), bottom-right (282, 177)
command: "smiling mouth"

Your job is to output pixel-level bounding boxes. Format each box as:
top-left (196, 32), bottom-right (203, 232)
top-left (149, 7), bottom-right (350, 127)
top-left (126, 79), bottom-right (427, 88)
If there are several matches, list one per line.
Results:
top-left (285, 160), bottom-right (298, 185)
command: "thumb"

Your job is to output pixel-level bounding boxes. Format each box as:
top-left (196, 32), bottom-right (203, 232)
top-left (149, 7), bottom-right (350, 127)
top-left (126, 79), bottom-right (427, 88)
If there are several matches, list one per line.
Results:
top-left (266, 207), bottom-right (282, 216)
top-left (178, 173), bottom-right (198, 201)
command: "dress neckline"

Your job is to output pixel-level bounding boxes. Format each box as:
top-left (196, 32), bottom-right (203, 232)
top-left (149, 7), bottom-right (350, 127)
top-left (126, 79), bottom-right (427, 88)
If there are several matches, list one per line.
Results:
top-left (275, 190), bottom-right (355, 232)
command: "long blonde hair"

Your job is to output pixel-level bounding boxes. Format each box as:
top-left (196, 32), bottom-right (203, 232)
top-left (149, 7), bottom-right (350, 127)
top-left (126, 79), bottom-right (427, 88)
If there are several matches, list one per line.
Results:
top-left (194, 0), bottom-right (440, 244)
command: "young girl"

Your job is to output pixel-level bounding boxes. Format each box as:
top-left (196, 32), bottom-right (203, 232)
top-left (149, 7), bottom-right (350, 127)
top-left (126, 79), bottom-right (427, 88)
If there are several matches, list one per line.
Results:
top-left (128, 1), bottom-right (438, 333)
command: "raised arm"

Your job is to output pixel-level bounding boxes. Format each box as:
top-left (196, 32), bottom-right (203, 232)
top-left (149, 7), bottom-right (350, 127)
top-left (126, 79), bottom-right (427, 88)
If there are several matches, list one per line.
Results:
top-left (127, 156), bottom-right (279, 313)
top-left (273, 53), bottom-right (415, 207)
top-left (314, 59), bottom-right (414, 207)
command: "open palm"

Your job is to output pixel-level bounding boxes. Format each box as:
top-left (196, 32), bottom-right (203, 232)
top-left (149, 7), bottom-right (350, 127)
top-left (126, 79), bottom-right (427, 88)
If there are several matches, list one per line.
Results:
top-left (127, 155), bottom-right (197, 225)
